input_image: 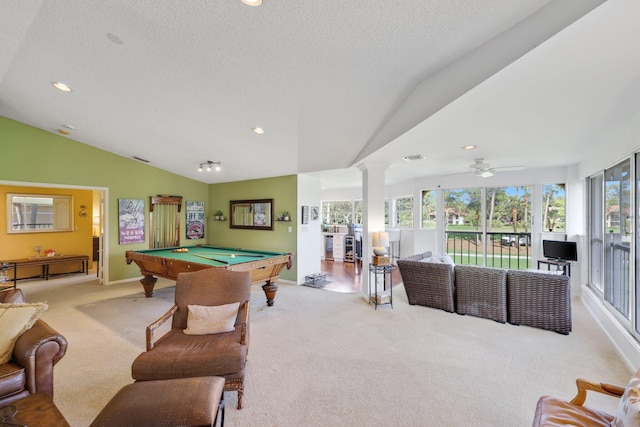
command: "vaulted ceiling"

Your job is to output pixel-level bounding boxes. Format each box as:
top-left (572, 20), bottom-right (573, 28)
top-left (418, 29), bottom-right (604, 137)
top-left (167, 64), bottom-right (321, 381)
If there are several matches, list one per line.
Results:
top-left (2, 0), bottom-right (637, 190)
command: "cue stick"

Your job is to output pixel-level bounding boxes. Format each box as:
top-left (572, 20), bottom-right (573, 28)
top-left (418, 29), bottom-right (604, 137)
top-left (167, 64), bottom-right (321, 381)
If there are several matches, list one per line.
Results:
top-left (195, 251), bottom-right (265, 258)
top-left (189, 253), bottom-right (229, 265)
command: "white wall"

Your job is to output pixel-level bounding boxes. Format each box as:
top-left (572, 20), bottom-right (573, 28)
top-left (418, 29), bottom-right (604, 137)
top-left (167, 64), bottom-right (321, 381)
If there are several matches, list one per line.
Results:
top-left (297, 174), bottom-right (322, 284)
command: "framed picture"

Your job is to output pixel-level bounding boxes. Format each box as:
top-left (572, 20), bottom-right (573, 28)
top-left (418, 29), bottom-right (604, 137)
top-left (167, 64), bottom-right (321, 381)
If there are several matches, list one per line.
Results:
top-left (301, 206), bottom-right (309, 224)
top-left (185, 201), bottom-right (205, 239)
top-left (230, 199), bottom-right (274, 230)
top-left (311, 206), bottom-right (319, 221)
top-left (118, 199), bottom-right (145, 244)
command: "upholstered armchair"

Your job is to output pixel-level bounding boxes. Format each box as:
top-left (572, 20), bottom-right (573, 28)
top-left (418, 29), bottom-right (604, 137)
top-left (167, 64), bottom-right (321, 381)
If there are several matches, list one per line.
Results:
top-left (533, 370), bottom-right (640, 426)
top-left (131, 268), bottom-right (252, 409)
top-left (0, 288), bottom-right (68, 405)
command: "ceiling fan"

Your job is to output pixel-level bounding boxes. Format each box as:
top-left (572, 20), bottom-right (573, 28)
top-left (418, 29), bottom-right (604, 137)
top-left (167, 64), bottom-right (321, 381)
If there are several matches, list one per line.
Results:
top-left (468, 158), bottom-right (524, 178)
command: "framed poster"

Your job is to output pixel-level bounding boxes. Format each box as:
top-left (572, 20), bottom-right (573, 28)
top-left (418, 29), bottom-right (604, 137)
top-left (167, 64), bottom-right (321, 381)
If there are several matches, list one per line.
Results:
top-left (301, 205), bottom-right (309, 224)
top-left (186, 201), bottom-right (205, 239)
top-left (311, 206), bottom-right (319, 221)
top-left (118, 199), bottom-right (145, 244)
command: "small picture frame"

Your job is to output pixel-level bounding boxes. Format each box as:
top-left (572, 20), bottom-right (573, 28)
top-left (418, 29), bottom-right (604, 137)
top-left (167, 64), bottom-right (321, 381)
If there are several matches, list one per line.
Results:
top-left (311, 206), bottom-right (319, 221)
top-left (301, 206), bottom-right (309, 224)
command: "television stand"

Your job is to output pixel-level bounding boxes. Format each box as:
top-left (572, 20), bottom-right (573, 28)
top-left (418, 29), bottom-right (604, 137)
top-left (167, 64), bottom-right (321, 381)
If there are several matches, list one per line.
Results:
top-left (538, 259), bottom-right (571, 277)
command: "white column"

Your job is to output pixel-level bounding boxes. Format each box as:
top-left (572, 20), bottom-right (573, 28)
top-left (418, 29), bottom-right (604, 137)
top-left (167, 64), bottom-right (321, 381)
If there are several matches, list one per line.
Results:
top-left (358, 161), bottom-right (389, 299)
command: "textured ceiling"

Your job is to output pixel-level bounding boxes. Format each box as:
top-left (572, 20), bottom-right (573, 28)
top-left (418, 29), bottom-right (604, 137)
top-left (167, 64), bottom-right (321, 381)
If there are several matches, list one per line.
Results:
top-left (2, 0), bottom-right (636, 189)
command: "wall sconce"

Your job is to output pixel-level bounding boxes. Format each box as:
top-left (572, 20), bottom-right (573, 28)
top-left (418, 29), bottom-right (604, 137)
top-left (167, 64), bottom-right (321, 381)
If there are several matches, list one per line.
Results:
top-left (198, 161), bottom-right (222, 172)
top-left (372, 231), bottom-right (389, 256)
top-left (79, 205), bottom-right (87, 218)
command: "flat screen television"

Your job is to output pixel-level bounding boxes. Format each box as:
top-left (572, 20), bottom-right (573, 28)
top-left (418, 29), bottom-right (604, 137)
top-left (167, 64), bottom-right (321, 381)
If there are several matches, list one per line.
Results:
top-left (542, 240), bottom-right (578, 262)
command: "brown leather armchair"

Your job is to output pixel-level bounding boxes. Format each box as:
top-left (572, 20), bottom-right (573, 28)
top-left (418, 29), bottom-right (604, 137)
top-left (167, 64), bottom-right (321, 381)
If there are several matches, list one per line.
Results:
top-left (0, 289), bottom-right (68, 405)
top-left (131, 268), bottom-right (251, 409)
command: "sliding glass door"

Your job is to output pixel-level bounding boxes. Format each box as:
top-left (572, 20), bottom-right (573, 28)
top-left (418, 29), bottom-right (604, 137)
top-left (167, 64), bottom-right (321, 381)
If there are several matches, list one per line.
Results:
top-left (604, 159), bottom-right (631, 319)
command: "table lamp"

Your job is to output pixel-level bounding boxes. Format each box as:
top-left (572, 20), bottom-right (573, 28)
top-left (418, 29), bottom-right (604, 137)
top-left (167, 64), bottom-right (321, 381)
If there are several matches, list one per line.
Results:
top-left (372, 231), bottom-right (389, 256)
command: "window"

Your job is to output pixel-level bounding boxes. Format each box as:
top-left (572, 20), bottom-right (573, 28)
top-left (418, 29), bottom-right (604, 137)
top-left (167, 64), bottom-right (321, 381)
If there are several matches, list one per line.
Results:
top-left (542, 183), bottom-right (566, 232)
top-left (321, 201), bottom-right (352, 225)
top-left (444, 186), bottom-right (532, 269)
top-left (421, 190), bottom-right (436, 230)
top-left (353, 200), bottom-right (363, 225)
top-left (394, 196), bottom-right (413, 228)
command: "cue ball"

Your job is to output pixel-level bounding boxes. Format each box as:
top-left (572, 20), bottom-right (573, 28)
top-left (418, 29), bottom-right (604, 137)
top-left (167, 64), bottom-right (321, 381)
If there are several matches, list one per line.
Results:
top-left (231, 254), bottom-right (235, 258)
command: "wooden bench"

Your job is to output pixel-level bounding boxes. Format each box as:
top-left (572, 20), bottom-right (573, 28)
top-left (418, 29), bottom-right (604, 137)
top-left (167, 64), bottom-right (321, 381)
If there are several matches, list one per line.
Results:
top-left (0, 254), bottom-right (89, 284)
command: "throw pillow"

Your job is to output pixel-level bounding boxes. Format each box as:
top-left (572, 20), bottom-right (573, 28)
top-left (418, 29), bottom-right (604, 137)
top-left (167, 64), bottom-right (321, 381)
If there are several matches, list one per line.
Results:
top-left (183, 302), bottom-right (240, 335)
top-left (0, 302), bottom-right (48, 364)
top-left (612, 369), bottom-right (640, 427)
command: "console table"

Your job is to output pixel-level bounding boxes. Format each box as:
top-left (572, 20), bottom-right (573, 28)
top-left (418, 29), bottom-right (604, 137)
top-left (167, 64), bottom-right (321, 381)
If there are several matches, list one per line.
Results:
top-left (537, 259), bottom-right (571, 276)
top-left (0, 254), bottom-right (89, 281)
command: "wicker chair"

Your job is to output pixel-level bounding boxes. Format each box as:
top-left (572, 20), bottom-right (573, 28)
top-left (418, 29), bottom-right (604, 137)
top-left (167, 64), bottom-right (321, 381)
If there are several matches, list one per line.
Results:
top-left (507, 270), bottom-right (571, 334)
top-left (397, 252), bottom-right (455, 313)
top-left (454, 265), bottom-right (507, 323)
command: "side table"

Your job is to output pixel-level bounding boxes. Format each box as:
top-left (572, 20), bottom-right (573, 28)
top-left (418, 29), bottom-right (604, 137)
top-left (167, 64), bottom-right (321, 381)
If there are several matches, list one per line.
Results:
top-left (537, 259), bottom-right (571, 276)
top-left (3, 392), bottom-right (70, 427)
top-left (369, 263), bottom-right (393, 309)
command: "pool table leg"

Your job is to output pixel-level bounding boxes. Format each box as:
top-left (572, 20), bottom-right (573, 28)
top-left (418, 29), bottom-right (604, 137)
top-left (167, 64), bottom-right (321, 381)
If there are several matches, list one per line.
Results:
top-left (140, 274), bottom-right (158, 298)
top-left (262, 281), bottom-right (278, 306)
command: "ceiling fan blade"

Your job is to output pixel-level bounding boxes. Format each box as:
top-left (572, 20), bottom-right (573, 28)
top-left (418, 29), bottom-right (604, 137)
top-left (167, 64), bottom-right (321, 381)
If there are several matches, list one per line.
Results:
top-left (493, 166), bottom-right (525, 172)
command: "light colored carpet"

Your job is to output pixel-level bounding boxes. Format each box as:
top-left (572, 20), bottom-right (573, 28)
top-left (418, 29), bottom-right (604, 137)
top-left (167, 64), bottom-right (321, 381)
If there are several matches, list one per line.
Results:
top-left (21, 275), bottom-right (632, 426)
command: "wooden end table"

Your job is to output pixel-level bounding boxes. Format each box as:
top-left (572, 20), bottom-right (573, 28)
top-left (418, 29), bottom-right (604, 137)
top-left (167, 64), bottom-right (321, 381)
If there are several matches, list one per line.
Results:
top-left (2, 393), bottom-right (70, 427)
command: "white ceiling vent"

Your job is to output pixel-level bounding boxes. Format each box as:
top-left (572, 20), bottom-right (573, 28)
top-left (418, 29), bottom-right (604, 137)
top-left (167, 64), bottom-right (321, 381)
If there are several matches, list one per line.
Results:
top-left (402, 154), bottom-right (424, 161)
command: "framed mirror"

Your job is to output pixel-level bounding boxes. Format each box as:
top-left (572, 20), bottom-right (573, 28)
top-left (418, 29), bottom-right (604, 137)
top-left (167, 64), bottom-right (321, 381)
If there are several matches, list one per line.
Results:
top-left (230, 199), bottom-right (273, 230)
top-left (7, 193), bottom-right (74, 233)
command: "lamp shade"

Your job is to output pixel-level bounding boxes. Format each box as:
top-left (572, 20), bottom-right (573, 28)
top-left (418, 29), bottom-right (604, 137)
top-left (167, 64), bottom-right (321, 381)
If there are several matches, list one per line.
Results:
top-left (372, 231), bottom-right (389, 256)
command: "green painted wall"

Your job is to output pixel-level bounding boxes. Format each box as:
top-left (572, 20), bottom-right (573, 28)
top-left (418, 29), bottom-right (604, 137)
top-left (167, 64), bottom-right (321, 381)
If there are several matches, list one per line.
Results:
top-left (208, 175), bottom-right (298, 281)
top-left (0, 116), bottom-right (209, 282)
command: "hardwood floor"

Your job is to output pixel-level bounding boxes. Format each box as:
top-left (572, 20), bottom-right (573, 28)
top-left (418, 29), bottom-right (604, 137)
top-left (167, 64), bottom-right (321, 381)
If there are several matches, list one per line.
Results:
top-left (317, 259), bottom-right (402, 294)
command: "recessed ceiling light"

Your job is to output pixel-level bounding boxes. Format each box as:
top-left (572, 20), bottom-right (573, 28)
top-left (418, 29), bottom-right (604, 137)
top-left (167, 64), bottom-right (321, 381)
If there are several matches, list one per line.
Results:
top-left (462, 145), bottom-right (477, 150)
top-left (106, 33), bottom-right (124, 45)
top-left (52, 82), bottom-right (72, 92)
top-left (252, 127), bottom-right (265, 134)
top-left (241, 0), bottom-right (262, 6)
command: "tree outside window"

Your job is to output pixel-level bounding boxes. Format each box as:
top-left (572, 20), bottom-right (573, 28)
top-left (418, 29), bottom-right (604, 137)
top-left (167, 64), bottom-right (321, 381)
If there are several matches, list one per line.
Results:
top-left (542, 183), bottom-right (566, 232)
top-left (421, 190), bottom-right (436, 230)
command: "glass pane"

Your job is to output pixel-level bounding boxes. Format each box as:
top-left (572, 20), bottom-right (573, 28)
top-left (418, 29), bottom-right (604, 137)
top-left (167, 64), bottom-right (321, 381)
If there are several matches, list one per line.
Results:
top-left (542, 183), bottom-right (566, 232)
top-left (353, 200), bottom-right (363, 225)
top-left (590, 175), bottom-right (604, 293)
top-left (486, 186), bottom-right (532, 269)
top-left (604, 159), bottom-right (631, 319)
top-left (321, 201), bottom-right (352, 226)
top-left (421, 190), bottom-right (436, 230)
top-left (444, 188), bottom-right (484, 265)
top-left (395, 196), bottom-right (413, 228)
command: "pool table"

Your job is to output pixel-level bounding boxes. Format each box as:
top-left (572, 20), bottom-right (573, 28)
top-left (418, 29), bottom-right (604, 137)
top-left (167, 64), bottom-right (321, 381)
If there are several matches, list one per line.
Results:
top-left (125, 245), bottom-right (293, 306)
